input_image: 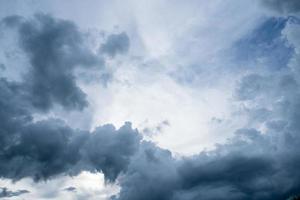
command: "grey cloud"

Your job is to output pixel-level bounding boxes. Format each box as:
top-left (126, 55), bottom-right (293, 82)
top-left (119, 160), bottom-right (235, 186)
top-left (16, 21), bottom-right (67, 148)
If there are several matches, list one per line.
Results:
top-left (100, 32), bottom-right (130, 57)
top-left (235, 74), bottom-right (266, 100)
top-left (1, 15), bottom-right (23, 27)
top-left (0, 77), bottom-right (140, 182)
top-left (1, 12), bottom-right (300, 200)
top-left (112, 18), bottom-right (300, 200)
top-left (0, 108), bottom-right (140, 182)
top-left (64, 187), bottom-right (77, 192)
top-left (0, 63), bottom-right (5, 71)
top-left (234, 17), bottom-right (293, 70)
top-left (235, 72), bottom-right (298, 102)
top-left (261, 0), bottom-right (300, 14)
top-left (114, 142), bottom-right (180, 200)
top-left (0, 14), bottom-right (138, 183)
top-left (82, 123), bottom-right (141, 182)
top-left (176, 134), bottom-right (290, 200)
top-left (2, 14), bottom-right (101, 111)
top-left (1, 119), bottom-right (87, 181)
top-left (1, 65), bottom-right (300, 199)
top-left (0, 187), bottom-right (29, 198)
top-left (142, 120), bottom-right (170, 137)
top-left (1, 14), bottom-right (132, 111)
top-left (114, 123), bottom-right (300, 200)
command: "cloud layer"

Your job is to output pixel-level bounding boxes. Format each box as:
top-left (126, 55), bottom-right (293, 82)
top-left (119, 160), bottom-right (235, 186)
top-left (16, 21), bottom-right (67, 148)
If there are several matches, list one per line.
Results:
top-left (0, 75), bottom-right (140, 182)
top-left (0, 3), bottom-right (300, 200)
top-left (2, 14), bottom-right (102, 111)
top-left (0, 14), bottom-right (139, 183)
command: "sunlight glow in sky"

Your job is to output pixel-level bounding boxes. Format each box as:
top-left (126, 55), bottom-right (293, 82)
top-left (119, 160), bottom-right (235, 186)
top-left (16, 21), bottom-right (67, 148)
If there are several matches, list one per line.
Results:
top-left (1, 0), bottom-right (300, 199)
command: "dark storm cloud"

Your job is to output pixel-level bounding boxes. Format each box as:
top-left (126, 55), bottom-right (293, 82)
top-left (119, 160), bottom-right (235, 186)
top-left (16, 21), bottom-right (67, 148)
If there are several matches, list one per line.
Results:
top-left (112, 19), bottom-right (300, 200)
top-left (2, 14), bottom-right (101, 111)
top-left (0, 14), bottom-right (139, 183)
top-left (261, 0), bottom-right (300, 14)
top-left (100, 32), bottom-right (130, 57)
top-left (0, 187), bottom-right (29, 198)
top-left (113, 142), bottom-right (180, 200)
top-left (1, 12), bottom-right (300, 200)
top-left (0, 116), bottom-right (140, 183)
top-left (82, 123), bottom-right (141, 182)
top-left (0, 73), bottom-right (140, 182)
top-left (114, 99), bottom-right (300, 199)
top-left (1, 70), bottom-right (300, 199)
top-left (0, 85), bottom-right (141, 182)
top-left (175, 130), bottom-right (299, 200)
top-left (113, 123), bottom-right (300, 200)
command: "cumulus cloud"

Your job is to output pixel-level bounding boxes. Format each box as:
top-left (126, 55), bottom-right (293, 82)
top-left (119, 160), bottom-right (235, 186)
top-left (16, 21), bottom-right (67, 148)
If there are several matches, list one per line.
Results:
top-left (0, 14), bottom-right (139, 182)
top-left (0, 89), bottom-right (140, 181)
top-left (1, 14), bottom-right (101, 111)
top-left (112, 16), bottom-right (300, 200)
top-left (113, 126), bottom-right (300, 200)
top-left (1, 10), bottom-right (300, 200)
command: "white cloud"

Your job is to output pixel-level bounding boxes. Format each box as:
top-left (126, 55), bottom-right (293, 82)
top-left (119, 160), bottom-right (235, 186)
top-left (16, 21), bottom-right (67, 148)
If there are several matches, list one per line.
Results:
top-left (0, 172), bottom-right (119, 200)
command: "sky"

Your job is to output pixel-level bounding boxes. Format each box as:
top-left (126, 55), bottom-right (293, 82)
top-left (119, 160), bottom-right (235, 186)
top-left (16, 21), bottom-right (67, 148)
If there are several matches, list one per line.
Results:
top-left (0, 0), bottom-right (300, 199)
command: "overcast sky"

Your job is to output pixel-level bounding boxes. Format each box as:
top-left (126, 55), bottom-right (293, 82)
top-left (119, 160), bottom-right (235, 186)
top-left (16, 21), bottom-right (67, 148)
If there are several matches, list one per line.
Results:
top-left (0, 0), bottom-right (300, 199)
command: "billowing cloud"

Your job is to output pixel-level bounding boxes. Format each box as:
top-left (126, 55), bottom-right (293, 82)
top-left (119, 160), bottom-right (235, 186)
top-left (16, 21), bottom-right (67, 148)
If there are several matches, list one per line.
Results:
top-left (2, 14), bottom-right (101, 111)
top-left (112, 16), bottom-right (300, 200)
top-left (0, 14), bottom-right (139, 181)
top-left (113, 126), bottom-right (300, 200)
top-left (0, 80), bottom-right (141, 181)
top-left (0, 4), bottom-right (300, 200)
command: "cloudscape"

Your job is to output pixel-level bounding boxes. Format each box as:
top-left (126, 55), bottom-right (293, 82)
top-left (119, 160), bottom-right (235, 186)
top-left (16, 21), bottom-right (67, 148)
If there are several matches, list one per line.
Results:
top-left (0, 0), bottom-right (300, 199)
